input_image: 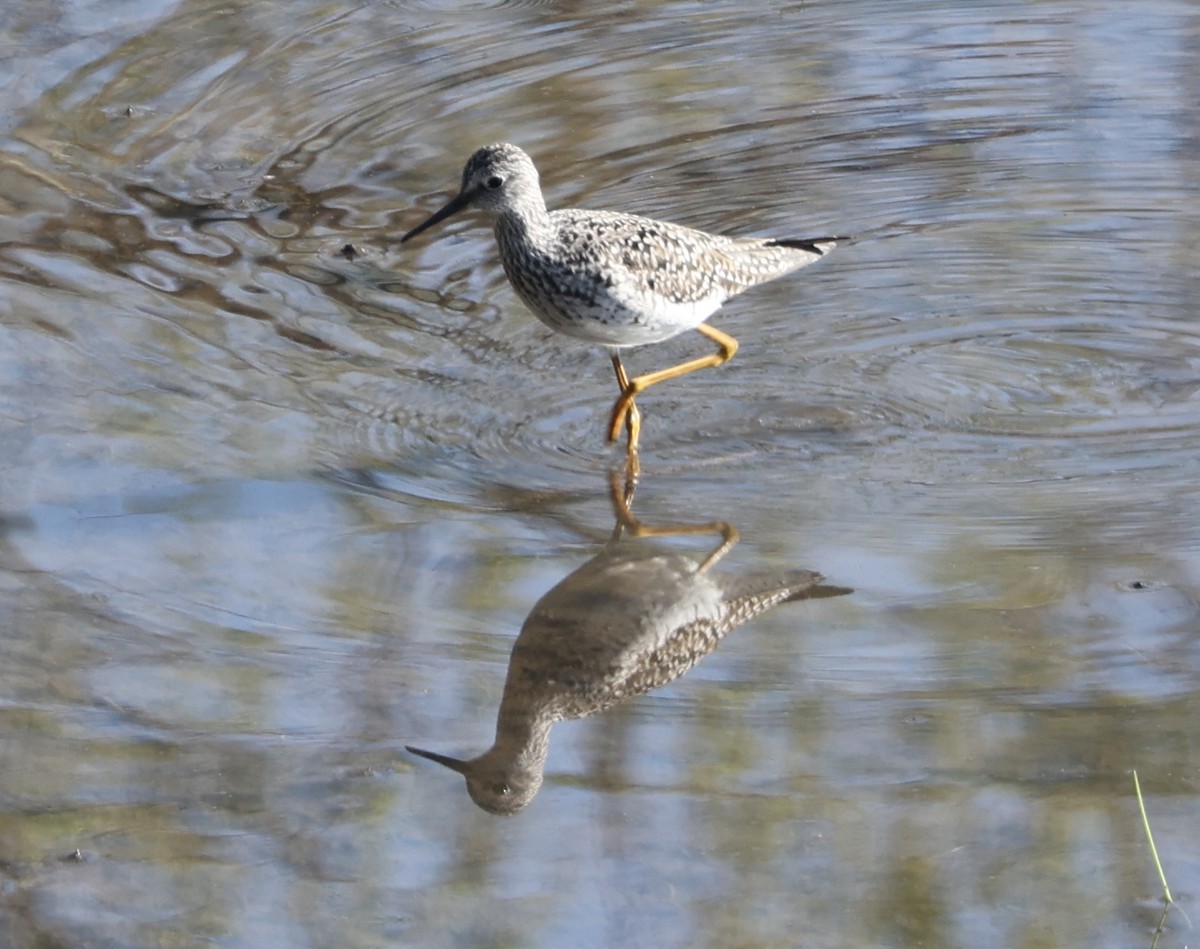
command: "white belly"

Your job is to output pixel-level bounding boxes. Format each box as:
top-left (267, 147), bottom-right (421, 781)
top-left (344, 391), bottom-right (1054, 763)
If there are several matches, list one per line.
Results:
top-left (520, 284), bottom-right (726, 348)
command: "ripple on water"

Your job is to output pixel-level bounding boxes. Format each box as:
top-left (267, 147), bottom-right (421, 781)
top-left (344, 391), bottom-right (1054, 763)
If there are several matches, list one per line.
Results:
top-left (4, 0), bottom-right (1198, 512)
top-left (853, 318), bottom-right (1200, 433)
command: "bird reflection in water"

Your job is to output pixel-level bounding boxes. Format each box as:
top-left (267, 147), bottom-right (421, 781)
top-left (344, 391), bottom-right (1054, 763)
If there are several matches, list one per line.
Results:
top-left (407, 473), bottom-right (850, 814)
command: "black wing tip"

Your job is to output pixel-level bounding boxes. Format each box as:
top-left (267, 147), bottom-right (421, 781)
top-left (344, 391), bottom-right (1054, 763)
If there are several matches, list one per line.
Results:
top-left (766, 236), bottom-right (851, 255)
top-left (786, 582), bottom-right (853, 602)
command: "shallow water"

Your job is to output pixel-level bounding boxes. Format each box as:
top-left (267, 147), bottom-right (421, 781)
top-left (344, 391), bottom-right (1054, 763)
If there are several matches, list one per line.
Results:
top-left (2, 1), bottom-right (1199, 946)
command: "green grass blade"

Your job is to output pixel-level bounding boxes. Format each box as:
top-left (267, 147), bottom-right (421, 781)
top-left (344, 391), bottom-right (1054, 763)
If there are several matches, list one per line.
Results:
top-left (1133, 769), bottom-right (1173, 905)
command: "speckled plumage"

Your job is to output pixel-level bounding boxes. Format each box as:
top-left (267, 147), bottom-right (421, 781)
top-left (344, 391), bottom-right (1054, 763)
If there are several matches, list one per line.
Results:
top-left (406, 523), bottom-right (850, 815)
top-left (401, 143), bottom-right (843, 446)
top-left (406, 143), bottom-right (838, 346)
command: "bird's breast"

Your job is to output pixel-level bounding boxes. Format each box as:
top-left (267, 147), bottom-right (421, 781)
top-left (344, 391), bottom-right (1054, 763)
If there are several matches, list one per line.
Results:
top-left (495, 213), bottom-right (727, 346)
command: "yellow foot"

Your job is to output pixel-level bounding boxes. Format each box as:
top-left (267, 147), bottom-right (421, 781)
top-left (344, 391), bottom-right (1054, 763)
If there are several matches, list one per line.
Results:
top-left (608, 391), bottom-right (641, 446)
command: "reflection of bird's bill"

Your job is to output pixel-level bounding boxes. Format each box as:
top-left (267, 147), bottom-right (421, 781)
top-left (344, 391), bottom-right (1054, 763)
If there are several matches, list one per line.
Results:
top-left (400, 189), bottom-right (473, 243)
top-left (405, 744), bottom-right (469, 774)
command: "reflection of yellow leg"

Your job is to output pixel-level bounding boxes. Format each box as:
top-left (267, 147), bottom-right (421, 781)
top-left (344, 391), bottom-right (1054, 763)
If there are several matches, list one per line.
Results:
top-left (606, 470), bottom-right (738, 574)
top-left (607, 323), bottom-right (739, 443)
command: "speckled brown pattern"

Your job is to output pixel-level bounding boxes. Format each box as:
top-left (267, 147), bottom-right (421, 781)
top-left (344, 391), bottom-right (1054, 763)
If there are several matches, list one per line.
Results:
top-left (405, 143), bottom-right (842, 349)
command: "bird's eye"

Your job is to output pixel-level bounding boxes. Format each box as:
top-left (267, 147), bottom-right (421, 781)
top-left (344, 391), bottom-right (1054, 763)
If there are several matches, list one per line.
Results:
top-left (486, 176), bottom-right (504, 190)
top-left (494, 783), bottom-right (511, 796)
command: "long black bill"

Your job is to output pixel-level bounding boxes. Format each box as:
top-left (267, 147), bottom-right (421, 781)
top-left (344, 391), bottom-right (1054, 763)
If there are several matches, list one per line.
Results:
top-left (400, 190), bottom-right (473, 243)
top-left (406, 744), bottom-right (471, 773)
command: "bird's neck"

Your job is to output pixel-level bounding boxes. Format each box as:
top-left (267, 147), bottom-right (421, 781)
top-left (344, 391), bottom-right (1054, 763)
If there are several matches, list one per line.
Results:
top-left (494, 193), bottom-right (554, 252)
top-left (487, 689), bottom-right (555, 772)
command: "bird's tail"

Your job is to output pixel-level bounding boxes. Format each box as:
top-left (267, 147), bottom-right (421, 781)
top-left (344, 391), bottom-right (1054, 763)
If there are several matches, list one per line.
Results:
top-left (765, 236), bottom-right (847, 257)
top-left (724, 235), bottom-right (847, 287)
top-left (723, 570), bottom-right (851, 626)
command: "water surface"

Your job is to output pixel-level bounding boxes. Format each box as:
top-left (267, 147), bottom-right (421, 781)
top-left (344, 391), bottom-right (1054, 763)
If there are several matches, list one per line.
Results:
top-left (2, 1), bottom-right (1199, 947)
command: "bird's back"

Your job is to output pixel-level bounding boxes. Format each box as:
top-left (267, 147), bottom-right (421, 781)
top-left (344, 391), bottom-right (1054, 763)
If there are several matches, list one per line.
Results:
top-left (504, 548), bottom-right (842, 719)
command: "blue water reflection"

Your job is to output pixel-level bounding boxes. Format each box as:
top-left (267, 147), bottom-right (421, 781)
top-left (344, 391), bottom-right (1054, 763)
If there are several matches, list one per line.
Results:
top-left (2, 1), bottom-right (1198, 947)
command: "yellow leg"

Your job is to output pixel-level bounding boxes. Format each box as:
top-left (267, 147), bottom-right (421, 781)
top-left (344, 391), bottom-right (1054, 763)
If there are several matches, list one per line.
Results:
top-left (610, 353), bottom-right (642, 453)
top-left (607, 323), bottom-right (739, 443)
